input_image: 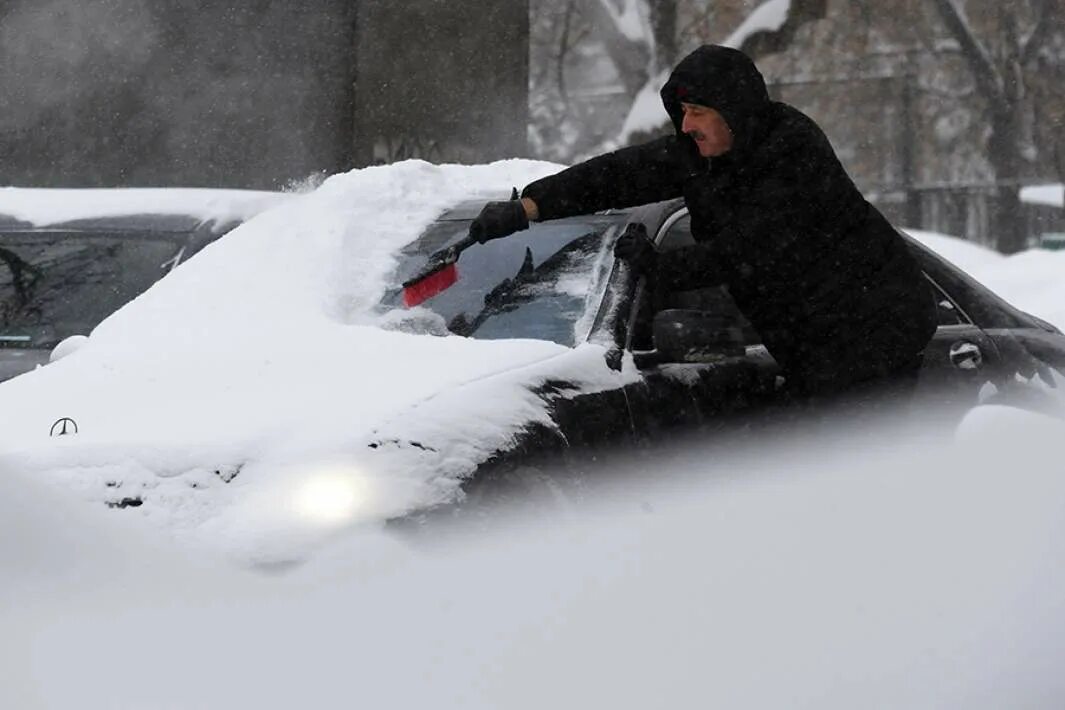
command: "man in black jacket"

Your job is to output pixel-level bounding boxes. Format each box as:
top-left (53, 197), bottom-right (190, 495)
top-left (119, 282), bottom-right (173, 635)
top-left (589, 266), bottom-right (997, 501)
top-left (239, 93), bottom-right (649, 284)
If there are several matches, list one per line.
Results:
top-left (470, 44), bottom-right (937, 399)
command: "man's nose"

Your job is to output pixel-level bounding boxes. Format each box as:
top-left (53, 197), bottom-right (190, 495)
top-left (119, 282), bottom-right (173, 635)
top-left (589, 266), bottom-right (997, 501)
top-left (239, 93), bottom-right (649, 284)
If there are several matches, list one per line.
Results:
top-left (681, 113), bottom-right (694, 134)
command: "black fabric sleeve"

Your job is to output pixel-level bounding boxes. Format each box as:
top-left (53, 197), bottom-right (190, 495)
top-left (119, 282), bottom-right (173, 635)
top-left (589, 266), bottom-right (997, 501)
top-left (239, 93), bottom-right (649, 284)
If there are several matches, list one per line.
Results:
top-left (656, 245), bottom-right (729, 291)
top-left (713, 122), bottom-right (843, 266)
top-left (521, 136), bottom-right (693, 221)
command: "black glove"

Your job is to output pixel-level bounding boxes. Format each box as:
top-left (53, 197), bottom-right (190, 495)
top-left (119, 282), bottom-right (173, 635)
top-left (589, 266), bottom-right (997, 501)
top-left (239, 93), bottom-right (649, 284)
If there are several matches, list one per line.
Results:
top-left (469, 197), bottom-right (529, 244)
top-left (613, 225), bottom-right (658, 275)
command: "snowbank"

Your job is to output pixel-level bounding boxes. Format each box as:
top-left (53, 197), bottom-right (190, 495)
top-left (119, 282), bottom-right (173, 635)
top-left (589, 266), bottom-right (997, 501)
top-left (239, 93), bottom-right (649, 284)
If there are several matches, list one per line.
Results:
top-left (1020, 183), bottom-right (1064, 209)
top-left (904, 228), bottom-right (1005, 275)
top-left (5, 407), bottom-right (1065, 709)
top-left (907, 228), bottom-right (1065, 330)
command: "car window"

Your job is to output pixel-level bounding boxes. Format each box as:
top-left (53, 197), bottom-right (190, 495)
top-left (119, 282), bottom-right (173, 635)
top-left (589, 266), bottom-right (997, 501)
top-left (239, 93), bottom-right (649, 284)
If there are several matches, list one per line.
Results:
top-left (655, 212), bottom-right (762, 346)
top-left (381, 215), bottom-right (625, 346)
top-left (657, 212), bottom-right (697, 250)
top-left (0, 232), bottom-right (184, 349)
top-left (926, 276), bottom-right (970, 326)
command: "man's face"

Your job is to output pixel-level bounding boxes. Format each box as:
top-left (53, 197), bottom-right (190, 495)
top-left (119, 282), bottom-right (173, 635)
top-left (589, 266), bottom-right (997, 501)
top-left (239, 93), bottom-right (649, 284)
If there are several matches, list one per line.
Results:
top-left (681, 103), bottom-right (734, 157)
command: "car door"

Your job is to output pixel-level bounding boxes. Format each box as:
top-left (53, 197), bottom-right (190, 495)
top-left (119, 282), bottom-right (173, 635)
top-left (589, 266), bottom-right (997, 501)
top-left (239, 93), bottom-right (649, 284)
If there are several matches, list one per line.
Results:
top-left (912, 271), bottom-right (1002, 410)
top-left (620, 210), bottom-right (785, 441)
top-left (623, 211), bottom-right (1012, 438)
top-left (907, 239), bottom-right (1065, 413)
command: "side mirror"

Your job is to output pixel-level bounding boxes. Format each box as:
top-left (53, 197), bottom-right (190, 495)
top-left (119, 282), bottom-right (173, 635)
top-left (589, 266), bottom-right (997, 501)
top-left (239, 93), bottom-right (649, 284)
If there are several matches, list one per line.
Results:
top-left (653, 309), bottom-right (746, 363)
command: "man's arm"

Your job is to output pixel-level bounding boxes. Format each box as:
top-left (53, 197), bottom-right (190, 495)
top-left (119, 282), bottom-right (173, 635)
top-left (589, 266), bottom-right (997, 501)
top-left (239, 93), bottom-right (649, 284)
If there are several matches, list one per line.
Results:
top-left (655, 245), bottom-right (729, 291)
top-left (521, 135), bottom-right (695, 222)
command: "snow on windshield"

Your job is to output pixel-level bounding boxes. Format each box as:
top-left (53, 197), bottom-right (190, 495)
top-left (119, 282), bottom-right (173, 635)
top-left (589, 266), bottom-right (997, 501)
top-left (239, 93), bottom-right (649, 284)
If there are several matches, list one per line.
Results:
top-left (379, 215), bottom-right (624, 346)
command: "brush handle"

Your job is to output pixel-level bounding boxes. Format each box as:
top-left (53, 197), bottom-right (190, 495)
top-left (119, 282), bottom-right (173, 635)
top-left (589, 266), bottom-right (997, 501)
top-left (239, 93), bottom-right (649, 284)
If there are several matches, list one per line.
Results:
top-left (402, 233), bottom-right (479, 288)
top-left (451, 233), bottom-right (479, 256)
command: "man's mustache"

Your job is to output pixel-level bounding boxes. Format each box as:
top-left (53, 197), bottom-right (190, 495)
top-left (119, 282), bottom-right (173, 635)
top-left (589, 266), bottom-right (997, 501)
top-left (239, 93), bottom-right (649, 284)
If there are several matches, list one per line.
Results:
top-left (686, 131), bottom-right (706, 141)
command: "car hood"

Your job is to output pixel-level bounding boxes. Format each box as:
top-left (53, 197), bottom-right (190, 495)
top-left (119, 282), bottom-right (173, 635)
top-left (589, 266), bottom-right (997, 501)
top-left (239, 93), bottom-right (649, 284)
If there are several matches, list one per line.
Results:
top-left (0, 332), bottom-right (634, 558)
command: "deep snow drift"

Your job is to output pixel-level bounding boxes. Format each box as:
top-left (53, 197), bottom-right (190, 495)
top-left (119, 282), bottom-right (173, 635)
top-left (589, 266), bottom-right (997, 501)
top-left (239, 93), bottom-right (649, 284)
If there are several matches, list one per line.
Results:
top-left (4, 405), bottom-right (1065, 709)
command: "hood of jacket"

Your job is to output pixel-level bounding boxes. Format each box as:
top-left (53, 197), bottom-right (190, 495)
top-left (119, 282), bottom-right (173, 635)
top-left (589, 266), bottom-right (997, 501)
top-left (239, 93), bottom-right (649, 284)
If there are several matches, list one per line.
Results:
top-left (660, 45), bottom-right (771, 159)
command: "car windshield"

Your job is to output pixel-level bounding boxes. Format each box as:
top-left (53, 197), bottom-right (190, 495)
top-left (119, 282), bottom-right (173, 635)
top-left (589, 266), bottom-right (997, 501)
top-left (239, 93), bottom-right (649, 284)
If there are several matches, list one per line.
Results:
top-left (380, 214), bottom-right (626, 346)
top-left (0, 232), bottom-right (184, 349)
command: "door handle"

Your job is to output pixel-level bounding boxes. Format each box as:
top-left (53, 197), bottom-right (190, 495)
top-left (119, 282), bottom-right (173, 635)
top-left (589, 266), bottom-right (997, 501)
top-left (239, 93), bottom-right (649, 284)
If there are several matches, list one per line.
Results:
top-left (949, 341), bottom-right (982, 370)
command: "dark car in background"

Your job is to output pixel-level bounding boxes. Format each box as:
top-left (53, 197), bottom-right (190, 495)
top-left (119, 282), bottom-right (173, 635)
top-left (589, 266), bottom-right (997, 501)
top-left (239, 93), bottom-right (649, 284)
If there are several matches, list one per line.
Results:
top-left (0, 189), bottom-right (288, 382)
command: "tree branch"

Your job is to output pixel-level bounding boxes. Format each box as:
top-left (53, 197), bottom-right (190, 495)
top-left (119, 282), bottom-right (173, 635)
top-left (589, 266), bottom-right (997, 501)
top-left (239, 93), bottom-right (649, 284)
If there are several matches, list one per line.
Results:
top-left (556, 0), bottom-right (577, 110)
top-left (584, 0), bottom-right (651, 97)
top-left (929, 0), bottom-right (1006, 107)
top-left (738, 0), bottom-right (828, 61)
top-left (1020, 0), bottom-right (1058, 66)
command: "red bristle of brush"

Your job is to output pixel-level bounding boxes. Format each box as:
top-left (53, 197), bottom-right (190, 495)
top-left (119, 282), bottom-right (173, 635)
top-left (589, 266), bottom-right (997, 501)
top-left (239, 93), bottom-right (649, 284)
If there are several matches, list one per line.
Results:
top-left (403, 263), bottom-right (458, 307)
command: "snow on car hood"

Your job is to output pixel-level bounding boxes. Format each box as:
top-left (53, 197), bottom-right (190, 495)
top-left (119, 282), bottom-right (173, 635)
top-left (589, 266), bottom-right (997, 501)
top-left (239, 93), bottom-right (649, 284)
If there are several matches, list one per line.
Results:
top-left (0, 160), bottom-right (641, 559)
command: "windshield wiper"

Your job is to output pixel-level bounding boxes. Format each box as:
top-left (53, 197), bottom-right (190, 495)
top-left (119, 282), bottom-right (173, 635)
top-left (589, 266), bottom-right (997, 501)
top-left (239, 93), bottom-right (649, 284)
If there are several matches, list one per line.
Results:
top-left (448, 233), bottom-right (599, 337)
top-left (0, 246), bottom-right (42, 307)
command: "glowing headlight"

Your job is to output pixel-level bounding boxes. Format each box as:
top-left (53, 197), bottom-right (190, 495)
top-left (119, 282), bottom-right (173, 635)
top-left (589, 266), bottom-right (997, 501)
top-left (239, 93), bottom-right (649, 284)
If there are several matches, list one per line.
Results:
top-left (292, 467), bottom-right (366, 525)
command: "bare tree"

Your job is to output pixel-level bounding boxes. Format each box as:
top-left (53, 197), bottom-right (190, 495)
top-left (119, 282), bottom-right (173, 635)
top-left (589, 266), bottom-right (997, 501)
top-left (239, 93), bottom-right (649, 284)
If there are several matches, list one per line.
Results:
top-left (929, 0), bottom-right (1062, 252)
top-left (615, 0), bottom-right (827, 148)
top-left (737, 0), bottom-right (827, 59)
top-left (529, 0), bottom-right (827, 161)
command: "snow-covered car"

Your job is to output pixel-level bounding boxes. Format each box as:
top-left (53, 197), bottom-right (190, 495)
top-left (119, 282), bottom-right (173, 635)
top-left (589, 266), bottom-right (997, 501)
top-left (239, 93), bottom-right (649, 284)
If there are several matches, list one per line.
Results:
top-left (0, 188), bottom-right (290, 382)
top-left (0, 163), bottom-right (1061, 549)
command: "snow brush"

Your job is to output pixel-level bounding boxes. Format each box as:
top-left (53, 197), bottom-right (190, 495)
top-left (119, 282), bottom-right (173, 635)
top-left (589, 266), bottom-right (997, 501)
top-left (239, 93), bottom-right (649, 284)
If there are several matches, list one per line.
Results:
top-left (402, 233), bottom-right (478, 307)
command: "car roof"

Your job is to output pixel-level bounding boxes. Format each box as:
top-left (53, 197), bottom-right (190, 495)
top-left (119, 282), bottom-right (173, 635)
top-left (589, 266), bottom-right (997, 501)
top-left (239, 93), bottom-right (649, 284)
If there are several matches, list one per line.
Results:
top-left (0, 212), bottom-right (223, 234)
top-left (0, 187), bottom-right (290, 234)
top-left (436, 196), bottom-right (641, 222)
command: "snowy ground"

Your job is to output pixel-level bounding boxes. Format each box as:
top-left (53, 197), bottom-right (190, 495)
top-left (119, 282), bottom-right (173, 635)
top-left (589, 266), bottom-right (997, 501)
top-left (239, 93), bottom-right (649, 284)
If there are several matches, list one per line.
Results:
top-left (4, 162), bottom-right (1065, 708)
top-left (6, 410), bottom-right (1065, 709)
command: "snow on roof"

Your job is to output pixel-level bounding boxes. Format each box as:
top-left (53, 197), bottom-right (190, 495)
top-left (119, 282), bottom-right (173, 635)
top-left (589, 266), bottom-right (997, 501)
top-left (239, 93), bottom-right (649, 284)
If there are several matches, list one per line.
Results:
top-left (1020, 183), bottom-right (1064, 209)
top-left (0, 187), bottom-right (294, 228)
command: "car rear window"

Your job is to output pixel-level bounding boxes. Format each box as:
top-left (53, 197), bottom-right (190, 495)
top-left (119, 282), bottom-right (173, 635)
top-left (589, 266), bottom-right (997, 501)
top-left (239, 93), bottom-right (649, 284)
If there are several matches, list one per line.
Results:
top-left (0, 232), bottom-right (184, 349)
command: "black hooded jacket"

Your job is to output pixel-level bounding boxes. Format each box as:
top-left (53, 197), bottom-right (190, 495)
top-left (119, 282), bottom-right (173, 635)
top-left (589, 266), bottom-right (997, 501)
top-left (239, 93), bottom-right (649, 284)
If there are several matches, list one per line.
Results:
top-left (522, 45), bottom-right (937, 394)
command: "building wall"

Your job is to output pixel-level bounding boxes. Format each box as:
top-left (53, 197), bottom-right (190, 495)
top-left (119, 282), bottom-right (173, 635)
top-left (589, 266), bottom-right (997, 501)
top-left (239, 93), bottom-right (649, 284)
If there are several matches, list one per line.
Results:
top-left (0, 0), bottom-right (529, 188)
top-left (0, 0), bottom-right (357, 188)
top-left (352, 0), bottom-right (529, 167)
